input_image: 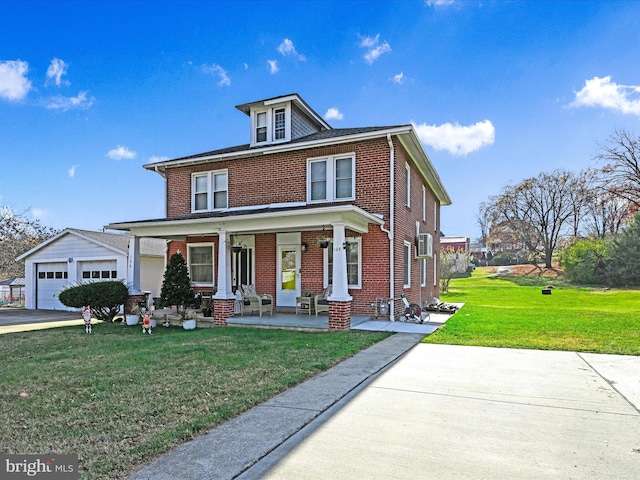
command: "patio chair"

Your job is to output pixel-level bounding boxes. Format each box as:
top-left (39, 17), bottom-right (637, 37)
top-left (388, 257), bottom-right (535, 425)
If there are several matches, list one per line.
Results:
top-left (240, 284), bottom-right (273, 317)
top-left (314, 286), bottom-right (332, 316)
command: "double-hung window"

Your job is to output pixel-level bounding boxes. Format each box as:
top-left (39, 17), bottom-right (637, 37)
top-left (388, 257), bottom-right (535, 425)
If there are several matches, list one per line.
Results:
top-left (252, 104), bottom-right (290, 146)
top-left (325, 238), bottom-right (362, 288)
top-left (308, 154), bottom-right (355, 203)
top-left (188, 244), bottom-right (214, 285)
top-left (192, 170), bottom-right (228, 212)
top-left (403, 241), bottom-right (411, 288)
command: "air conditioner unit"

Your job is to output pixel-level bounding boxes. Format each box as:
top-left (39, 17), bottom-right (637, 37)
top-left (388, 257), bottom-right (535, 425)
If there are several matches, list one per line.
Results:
top-left (415, 233), bottom-right (433, 258)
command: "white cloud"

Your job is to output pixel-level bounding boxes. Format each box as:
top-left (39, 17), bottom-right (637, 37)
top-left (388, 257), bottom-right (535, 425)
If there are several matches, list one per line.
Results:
top-left (107, 145), bottom-right (137, 160)
top-left (413, 120), bottom-right (495, 156)
top-left (46, 58), bottom-right (69, 86)
top-left (570, 75), bottom-right (640, 116)
top-left (0, 60), bottom-right (32, 101)
top-left (277, 38), bottom-right (306, 61)
top-left (46, 91), bottom-right (94, 111)
top-left (359, 34), bottom-right (391, 64)
top-left (392, 72), bottom-right (405, 84)
top-left (68, 165), bottom-right (78, 178)
top-left (202, 64), bottom-right (230, 86)
top-left (324, 108), bottom-right (343, 121)
top-left (267, 59), bottom-right (279, 74)
top-left (148, 155), bottom-right (169, 163)
top-left (426, 0), bottom-right (456, 7)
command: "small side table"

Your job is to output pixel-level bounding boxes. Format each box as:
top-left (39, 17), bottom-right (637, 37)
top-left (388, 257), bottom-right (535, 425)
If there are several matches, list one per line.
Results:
top-left (296, 296), bottom-right (313, 316)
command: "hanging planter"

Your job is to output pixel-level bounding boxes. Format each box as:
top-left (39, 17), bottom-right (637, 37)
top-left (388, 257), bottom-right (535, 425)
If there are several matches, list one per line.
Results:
top-left (231, 244), bottom-right (242, 253)
top-left (315, 235), bottom-right (330, 249)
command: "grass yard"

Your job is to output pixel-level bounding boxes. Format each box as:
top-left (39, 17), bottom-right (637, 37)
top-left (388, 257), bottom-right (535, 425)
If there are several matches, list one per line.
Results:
top-left (425, 267), bottom-right (640, 355)
top-left (0, 324), bottom-right (390, 479)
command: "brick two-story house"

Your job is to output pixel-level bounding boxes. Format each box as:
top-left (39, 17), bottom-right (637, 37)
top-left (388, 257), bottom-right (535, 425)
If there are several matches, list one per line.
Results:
top-left (108, 94), bottom-right (451, 329)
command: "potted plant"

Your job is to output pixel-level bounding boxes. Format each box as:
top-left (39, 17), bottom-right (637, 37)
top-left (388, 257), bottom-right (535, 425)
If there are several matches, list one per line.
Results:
top-left (183, 309), bottom-right (198, 330)
top-left (315, 235), bottom-right (330, 249)
top-left (126, 305), bottom-right (140, 326)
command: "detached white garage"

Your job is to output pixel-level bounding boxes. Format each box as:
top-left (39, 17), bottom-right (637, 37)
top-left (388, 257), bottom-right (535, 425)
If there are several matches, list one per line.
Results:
top-left (18, 228), bottom-right (166, 311)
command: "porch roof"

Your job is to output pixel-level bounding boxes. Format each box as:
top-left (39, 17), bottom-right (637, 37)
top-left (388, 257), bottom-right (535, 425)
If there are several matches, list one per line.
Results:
top-left (106, 203), bottom-right (385, 239)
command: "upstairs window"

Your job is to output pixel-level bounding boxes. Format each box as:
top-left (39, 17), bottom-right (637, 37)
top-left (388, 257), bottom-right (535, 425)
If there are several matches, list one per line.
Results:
top-left (251, 104), bottom-right (290, 146)
top-left (274, 108), bottom-right (286, 140)
top-left (192, 170), bottom-right (228, 212)
top-left (256, 112), bottom-right (267, 143)
top-left (308, 154), bottom-right (355, 203)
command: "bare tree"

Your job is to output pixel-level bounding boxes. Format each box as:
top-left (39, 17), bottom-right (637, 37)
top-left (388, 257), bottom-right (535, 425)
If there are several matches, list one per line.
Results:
top-left (0, 206), bottom-right (59, 279)
top-left (489, 170), bottom-right (579, 269)
top-left (595, 129), bottom-right (640, 208)
top-left (476, 202), bottom-right (493, 247)
top-left (439, 246), bottom-right (474, 293)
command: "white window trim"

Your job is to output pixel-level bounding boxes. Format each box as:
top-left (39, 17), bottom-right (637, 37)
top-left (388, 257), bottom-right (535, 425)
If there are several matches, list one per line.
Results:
top-left (307, 153), bottom-right (356, 203)
top-left (422, 185), bottom-right (426, 222)
top-left (191, 169), bottom-right (228, 213)
top-left (403, 241), bottom-right (411, 288)
top-left (434, 201), bottom-right (437, 232)
top-left (420, 258), bottom-right (427, 287)
top-left (433, 253), bottom-right (438, 287)
top-left (405, 163), bottom-right (411, 207)
top-left (250, 103), bottom-right (291, 147)
top-left (187, 243), bottom-right (215, 287)
top-left (323, 237), bottom-right (362, 289)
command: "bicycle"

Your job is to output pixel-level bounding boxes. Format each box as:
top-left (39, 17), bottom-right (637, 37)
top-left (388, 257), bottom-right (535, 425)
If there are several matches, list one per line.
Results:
top-left (398, 294), bottom-right (430, 324)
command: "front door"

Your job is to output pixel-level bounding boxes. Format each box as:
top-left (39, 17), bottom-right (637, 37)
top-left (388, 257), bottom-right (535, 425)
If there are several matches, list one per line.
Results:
top-left (276, 234), bottom-right (301, 308)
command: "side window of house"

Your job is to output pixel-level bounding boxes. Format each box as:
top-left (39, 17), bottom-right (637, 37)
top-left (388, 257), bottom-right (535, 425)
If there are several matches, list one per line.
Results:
top-left (308, 154), bottom-right (355, 203)
top-left (422, 185), bottom-right (426, 222)
top-left (192, 170), bottom-right (228, 212)
top-left (403, 241), bottom-right (411, 288)
top-left (325, 238), bottom-right (361, 288)
top-left (405, 163), bottom-right (411, 207)
top-left (420, 258), bottom-right (427, 287)
top-left (188, 244), bottom-right (214, 285)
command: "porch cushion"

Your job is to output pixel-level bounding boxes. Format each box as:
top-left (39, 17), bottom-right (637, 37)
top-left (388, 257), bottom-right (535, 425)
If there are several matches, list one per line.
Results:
top-left (242, 284), bottom-right (257, 296)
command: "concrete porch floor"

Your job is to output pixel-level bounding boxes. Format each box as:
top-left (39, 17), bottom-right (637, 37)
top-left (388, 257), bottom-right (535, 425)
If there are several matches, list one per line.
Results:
top-left (227, 310), bottom-right (455, 334)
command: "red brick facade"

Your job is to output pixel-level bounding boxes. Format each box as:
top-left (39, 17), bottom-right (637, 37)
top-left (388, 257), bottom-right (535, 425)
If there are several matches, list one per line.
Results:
top-left (161, 136), bottom-right (441, 318)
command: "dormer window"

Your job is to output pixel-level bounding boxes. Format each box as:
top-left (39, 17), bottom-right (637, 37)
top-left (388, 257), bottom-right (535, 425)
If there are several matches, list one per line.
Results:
top-left (251, 104), bottom-right (291, 146)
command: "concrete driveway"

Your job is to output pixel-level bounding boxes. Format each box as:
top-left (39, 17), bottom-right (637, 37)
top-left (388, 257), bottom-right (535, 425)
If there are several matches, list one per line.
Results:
top-left (246, 344), bottom-right (640, 480)
top-left (0, 307), bottom-right (82, 333)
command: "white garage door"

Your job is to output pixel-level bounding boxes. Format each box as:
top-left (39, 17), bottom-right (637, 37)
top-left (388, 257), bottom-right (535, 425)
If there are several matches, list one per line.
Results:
top-left (78, 260), bottom-right (118, 282)
top-left (36, 262), bottom-right (69, 310)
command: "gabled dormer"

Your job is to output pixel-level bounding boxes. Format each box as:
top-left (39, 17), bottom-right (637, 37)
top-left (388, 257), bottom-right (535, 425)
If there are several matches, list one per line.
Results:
top-left (235, 93), bottom-right (331, 148)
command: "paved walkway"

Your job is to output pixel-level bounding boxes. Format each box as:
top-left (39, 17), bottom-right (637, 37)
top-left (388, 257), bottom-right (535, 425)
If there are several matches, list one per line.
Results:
top-left (131, 340), bottom-right (640, 480)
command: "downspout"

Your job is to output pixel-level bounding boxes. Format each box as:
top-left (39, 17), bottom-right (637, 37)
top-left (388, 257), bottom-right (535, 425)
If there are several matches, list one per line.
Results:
top-left (154, 166), bottom-right (168, 217)
top-left (380, 133), bottom-right (395, 320)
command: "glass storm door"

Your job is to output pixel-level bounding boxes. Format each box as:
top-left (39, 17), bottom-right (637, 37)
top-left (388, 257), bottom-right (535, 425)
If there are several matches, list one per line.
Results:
top-left (277, 245), bottom-right (301, 307)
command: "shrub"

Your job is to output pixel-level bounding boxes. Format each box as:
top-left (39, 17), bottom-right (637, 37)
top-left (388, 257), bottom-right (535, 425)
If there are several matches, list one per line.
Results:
top-left (58, 281), bottom-right (129, 321)
top-left (606, 214), bottom-right (640, 286)
top-left (493, 252), bottom-right (515, 266)
top-left (561, 238), bottom-right (609, 285)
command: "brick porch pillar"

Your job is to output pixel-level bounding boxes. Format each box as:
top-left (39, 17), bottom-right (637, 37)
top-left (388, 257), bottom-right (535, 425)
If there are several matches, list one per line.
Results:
top-left (213, 298), bottom-right (235, 326)
top-left (328, 300), bottom-right (351, 331)
top-left (125, 294), bottom-right (146, 314)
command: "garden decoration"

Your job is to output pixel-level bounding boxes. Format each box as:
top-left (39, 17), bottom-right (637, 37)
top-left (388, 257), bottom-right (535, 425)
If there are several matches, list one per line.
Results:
top-left (82, 306), bottom-right (92, 334)
top-left (142, 311), bottom-right (153, 334)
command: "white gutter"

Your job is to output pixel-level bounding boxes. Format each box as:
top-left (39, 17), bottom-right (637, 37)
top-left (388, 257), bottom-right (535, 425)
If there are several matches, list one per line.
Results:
top-left (384, 133), bottom-right (395, 320)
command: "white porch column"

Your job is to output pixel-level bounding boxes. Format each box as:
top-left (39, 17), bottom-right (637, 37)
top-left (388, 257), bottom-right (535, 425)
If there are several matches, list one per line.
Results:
top-left (328, 222), bottom-right (352, 301)
top-left (127, 236), bottom-right (142, 294)
top-left (213, 230), bottom-right (235, 300)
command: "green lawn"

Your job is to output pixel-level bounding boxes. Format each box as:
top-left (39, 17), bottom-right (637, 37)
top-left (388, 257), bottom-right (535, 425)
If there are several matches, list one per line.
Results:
top-left (0, 325), bottom-right (390, 479)
top-left (425, 268), bottom-right (640, 355)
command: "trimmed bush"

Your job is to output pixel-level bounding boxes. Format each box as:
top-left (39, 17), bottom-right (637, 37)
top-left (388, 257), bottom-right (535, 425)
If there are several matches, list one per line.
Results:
top-left (58, 281), bottom-right (129, 321)
top-left (561, 238), bottom-right (609, 285)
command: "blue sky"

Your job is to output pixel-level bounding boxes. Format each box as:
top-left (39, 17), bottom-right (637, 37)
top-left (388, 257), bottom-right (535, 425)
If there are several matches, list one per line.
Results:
top-left (1, 0), bottom-right (639, 240)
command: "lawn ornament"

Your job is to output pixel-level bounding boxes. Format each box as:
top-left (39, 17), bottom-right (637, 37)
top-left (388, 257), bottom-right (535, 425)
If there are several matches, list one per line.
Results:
top-left (142, 311), bottom-right (152, 334)
top-left (82, 306), bottom-right (92, 334)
